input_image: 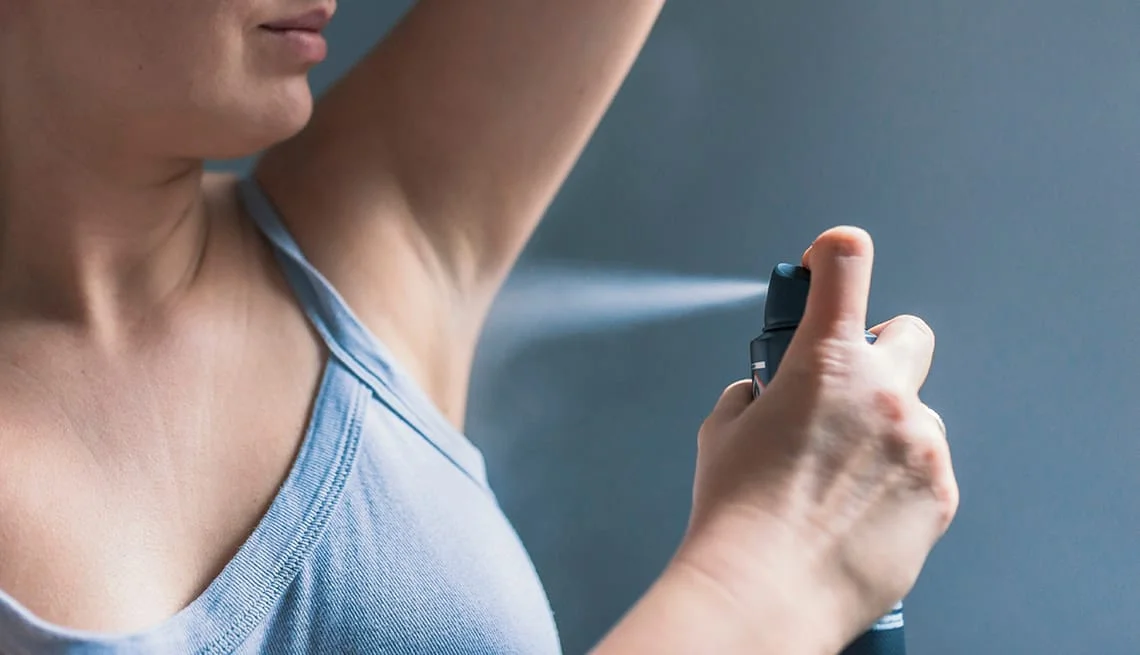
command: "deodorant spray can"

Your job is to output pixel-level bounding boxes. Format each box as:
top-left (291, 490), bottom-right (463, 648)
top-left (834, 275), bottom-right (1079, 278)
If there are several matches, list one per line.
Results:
top-left (749, 262), bottom-right (907, 655)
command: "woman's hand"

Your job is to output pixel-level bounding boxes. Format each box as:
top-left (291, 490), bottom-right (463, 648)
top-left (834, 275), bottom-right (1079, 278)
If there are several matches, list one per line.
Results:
top-left (673, 226), bottom-right (958, 652)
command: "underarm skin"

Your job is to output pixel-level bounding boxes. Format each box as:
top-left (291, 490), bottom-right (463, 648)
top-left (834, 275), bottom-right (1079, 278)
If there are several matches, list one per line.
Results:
top-left (254, 1), bottom-right (667, 422)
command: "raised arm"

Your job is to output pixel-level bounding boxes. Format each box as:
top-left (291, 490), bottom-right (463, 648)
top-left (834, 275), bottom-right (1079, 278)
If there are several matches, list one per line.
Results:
top-left (255, 1), bottom-right (664, 424)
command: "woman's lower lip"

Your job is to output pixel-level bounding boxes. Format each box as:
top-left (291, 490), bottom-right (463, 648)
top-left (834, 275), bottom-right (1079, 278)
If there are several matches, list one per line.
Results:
top-left (260, 28), bottom-right (328, 63)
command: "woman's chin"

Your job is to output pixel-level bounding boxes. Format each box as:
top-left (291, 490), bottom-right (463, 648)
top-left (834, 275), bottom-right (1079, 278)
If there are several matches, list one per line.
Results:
top-left (190, 97), bottom-right (315, 161)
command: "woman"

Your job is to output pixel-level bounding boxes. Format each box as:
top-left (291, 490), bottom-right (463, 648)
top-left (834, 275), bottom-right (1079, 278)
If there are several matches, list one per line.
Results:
top-left (0, 2), bottom-right (958, 653)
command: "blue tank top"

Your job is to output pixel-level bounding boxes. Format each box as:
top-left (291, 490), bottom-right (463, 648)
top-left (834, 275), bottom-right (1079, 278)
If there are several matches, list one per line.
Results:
top-left (0, 178), bottom-right (562, 654)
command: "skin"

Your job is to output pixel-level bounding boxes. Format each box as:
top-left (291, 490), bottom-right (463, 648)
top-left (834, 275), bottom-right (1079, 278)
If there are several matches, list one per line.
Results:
top-left (598, 230), bottom-right (957, 654)
top-left (0, 1), bottom-right (958, 649)
top-left (0, 0), bottom-right (666, 634)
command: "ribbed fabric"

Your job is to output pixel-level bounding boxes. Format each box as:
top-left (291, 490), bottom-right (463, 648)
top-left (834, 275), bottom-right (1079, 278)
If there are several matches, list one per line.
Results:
top-left (0, 178), bottom-right (561, 655)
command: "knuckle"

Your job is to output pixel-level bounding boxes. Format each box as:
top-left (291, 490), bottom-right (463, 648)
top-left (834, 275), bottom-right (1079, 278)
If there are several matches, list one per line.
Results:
top-left (928, 466), bottom-right (960, 531)
top-left (929, 443), bottom-right (959, 528)
top-left (905, 433), bottom-right (959, 530)
top-left (871, 387), bottom-right (909, 425)
top-left (937, 481), bottom-right (960, 531)
top-left (871, 389), bottom-right (914, 460)
top-left (871, 389), bottom-right (943, 456)
top-left (910, 438), bottom-right (946, 477)
top-left (805, 338), bottom-right (860, 378)
top-left (856, 383), bottom-right (960, 533)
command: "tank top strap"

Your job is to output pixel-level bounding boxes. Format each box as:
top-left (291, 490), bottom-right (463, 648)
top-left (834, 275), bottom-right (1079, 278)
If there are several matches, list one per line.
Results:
top-left (237, 176), bottom-right (490, 488)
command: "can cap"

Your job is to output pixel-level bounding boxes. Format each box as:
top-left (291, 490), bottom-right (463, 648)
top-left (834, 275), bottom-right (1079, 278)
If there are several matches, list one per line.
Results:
top-left (763, 263), bottom-right (811, 330)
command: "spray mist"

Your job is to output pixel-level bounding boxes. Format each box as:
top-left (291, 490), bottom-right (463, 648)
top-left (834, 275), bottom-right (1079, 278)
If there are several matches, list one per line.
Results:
top-left (749, 263), bottom-right (906, 655)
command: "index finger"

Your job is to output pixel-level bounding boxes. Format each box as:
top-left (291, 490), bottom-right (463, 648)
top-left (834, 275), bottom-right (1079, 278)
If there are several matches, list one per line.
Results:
top-left (869, 314), bottom-right (936, 390)
top-left (800, 226), bottom-right (875, 340)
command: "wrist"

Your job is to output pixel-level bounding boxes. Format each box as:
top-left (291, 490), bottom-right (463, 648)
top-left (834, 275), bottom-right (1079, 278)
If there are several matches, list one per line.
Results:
top-left (672, 511), bottom-right (850, 654)
top-left (594, 557), bottom-right (829, 655)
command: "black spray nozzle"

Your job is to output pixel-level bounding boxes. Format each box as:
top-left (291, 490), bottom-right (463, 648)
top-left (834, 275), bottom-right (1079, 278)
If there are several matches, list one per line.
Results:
top-left (763, 263), bottom-right (811, 331)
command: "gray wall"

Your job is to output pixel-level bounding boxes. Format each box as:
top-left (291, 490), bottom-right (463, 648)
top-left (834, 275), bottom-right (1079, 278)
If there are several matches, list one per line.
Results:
top-left (218, 2), bottom-right (1140, 653)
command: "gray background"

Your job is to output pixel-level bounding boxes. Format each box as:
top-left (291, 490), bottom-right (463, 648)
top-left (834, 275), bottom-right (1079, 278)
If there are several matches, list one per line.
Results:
top-left (216, 2), bottom-right (1140, 653)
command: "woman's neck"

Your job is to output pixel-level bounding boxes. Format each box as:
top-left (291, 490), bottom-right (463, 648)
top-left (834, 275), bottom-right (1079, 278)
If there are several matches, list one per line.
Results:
top-left (0, 136), bottom-right (213, 334)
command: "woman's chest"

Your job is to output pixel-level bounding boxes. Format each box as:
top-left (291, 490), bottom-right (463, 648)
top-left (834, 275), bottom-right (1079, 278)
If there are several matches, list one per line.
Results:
top-left (0, 316), bottom-right (326, 635)
top-left (0, 365), bottom-right (561, 655)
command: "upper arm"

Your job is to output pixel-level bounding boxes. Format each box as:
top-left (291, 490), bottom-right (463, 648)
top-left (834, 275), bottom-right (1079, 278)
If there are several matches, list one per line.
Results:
top-left (254, 0), bottom-right (664, 426)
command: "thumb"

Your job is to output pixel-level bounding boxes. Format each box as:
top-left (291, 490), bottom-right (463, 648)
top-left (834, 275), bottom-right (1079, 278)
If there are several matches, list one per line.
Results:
top-left (799, 226), bottom-right (875, 340)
